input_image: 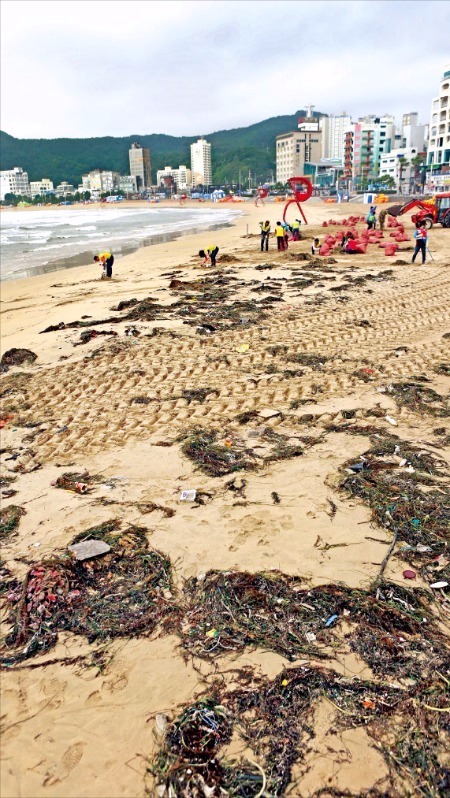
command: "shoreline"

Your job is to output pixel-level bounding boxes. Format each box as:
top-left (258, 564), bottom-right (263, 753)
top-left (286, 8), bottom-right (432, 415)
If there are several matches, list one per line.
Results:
top-left (0, 201), bottom-right (244, 283)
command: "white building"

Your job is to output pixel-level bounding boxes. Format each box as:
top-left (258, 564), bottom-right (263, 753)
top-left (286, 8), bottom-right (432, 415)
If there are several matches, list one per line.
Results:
top-left (156, 165), bottom-right (192, 190)
top-left (427, 64), bottom-right (450, 172)
top-left (320, 113), bottom-right (352, 161)
top-left (379, 146), bottom-right (421, 194)
top-left (400, 112), bottom-right (426, 151)
top-left (80, 170), bottom-right (120, 193)
top-left (54, 181), bottom-right (75, 198)
top-left (29, 178), bottom-right (54, 198)
top-left (119, 175), bottom-right (138, 194)
top-left (0, 167), bottom-right (31, 200)
top-left (190, 138), bottom-right (212, 187)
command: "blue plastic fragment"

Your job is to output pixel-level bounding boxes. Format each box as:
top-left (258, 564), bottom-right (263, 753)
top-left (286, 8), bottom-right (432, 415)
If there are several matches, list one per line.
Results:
top-left (325, 614), bottom-right (338, 627)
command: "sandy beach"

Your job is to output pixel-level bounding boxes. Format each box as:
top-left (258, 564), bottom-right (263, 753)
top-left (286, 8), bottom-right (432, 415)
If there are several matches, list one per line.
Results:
top-left (1, 199), bottom-right (449, 797)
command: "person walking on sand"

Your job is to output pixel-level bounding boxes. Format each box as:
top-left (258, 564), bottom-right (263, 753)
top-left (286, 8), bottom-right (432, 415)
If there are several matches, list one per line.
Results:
top-left (275, 221), bottom-right (285, 251)
top-left (93, 251), bottom-right (114, 279)
top-left (411, 221), bottom-right (427, 265)
top-left (199, 245), bottom-right (219, 267)
top-left (378, 207), bottom-right (388, 231)
top-left (366, 206), bottom-right (377, 230)
top-left (259, 220), bottom-right (271, 252)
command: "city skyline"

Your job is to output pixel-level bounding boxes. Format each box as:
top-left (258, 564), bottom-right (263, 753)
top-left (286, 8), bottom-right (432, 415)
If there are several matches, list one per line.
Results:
top-left (1, 0), bottom-right (449, 139)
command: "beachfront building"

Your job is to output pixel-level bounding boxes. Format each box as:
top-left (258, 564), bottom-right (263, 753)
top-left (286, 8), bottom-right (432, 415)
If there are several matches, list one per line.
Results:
top-left (342, 116), bottom-right (395, 186)
top-left (156, 165), bottom-right (192, 191)
top-left (29, 178), bottom-right (54, 198)
top-left (379, 146), bottom-right (423, 195)
top-left (319, 113), bottom-right (352, 161)
top-left (119, 175), bottom-right (138, 194)
top-left (190, 138), bottom-right (212, 188)
top-left (54, 182), bottom-right (75, 198)
top-left (276, 114), bottom-right (322, 184)
top-left (80, 170), bottom-right (120, 194)
top-left (0, 166), bottom-right (31, 200)
top-left (129, 142), bottom-right (152, 190)
top-left (426, 63), bottom-right (450, 183)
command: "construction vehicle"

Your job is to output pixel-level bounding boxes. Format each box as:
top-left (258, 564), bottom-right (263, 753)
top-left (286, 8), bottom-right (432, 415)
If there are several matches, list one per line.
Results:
top-left (388, 192), bottom-right (450, 228)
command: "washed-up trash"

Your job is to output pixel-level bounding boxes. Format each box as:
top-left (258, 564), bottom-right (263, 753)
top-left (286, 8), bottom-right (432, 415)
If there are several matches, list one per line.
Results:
top-left (347, 461), bottom-right (367, 473)
top-left (236, 344), bottom-right (249, 353)
top-left (180, 489), bottom-right (197, 501)
top-left (433, 555), bottom-right (449, 570)
top-left (68, 540), bottom-right (111, 561)
top-left (385, 416), bottom-right (397, 426)
top-left (224, 438), bottom-right (232, 448)
top-left (403, 570), bottom-right (416, 580)
top-left (430, 582), bottom-right (448, 589)
top-left (154, 714), bottom-right (168, 741)
top-left (205, 628), bottom-right (219, 638)
top-left (305, 631), bottom-right (316, 643)
top-left (325, 614), bottom-right (338, 627)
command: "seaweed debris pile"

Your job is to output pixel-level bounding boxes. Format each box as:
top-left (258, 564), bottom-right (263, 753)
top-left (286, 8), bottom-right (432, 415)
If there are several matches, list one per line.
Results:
top-left (1, 520), bottom-right (175, 664)
top-left (151, 664), bottom-right (450, 797)
top-left (340, 434), bottom-right (450, 591)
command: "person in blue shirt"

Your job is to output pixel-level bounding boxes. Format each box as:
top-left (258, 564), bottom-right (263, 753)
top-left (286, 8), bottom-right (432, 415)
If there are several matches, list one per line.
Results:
top-left (411, 221), bottom-right (428, 264)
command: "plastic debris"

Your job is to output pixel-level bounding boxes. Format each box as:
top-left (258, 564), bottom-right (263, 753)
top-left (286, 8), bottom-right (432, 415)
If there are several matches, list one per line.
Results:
top-left (402, 569), bottom-right (416, 580)
top-left (385, 416), bottom-right (397, 426)
top-left (325, 614), bottom-right (338, 627)
top-left (68, 540), bottom-right (111, 561)
top-left (305, 631), bottom-right (316, 643)
top-left (236, 344), bottom-right (249, 353)
top-left (180, 489), bottom-right (197, 501)
top-left (430, 581), bottom-right (448, 589)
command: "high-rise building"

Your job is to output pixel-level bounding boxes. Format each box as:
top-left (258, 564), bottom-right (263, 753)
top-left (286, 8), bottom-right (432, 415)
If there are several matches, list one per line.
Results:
top-left (129, 142), bottom-right (152, 190)
top-left (80, 169), bottom-right (120, 193)
top-left (427, 64), bottom-right (450, 172)
top-left (276, 115), bottom-right (322, 184)
top-left (190, 138), bottom-right (212, 187)
top-left (319, 113), bottom-right (352, 161)
top-left (0, 166), bottom-right (31, 200)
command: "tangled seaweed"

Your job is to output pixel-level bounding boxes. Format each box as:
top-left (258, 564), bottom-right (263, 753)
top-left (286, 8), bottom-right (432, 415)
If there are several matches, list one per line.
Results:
top-left (151, 665), bottom-right (450, 797)
top-left (386, 381), bottom-right (449, 417)
top-left (0, 504), bottom-right (26, 540)
top-left (1, 521), bottom-right (175, 664)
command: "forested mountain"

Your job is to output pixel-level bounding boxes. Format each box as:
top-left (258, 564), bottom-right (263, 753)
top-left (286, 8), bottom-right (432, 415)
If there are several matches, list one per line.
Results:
top-left (0, 110), bottom-right (324, 187)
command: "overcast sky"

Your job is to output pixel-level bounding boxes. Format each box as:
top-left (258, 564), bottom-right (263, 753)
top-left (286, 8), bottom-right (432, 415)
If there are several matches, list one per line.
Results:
top-left (1, 0), bottom-right (449, 139)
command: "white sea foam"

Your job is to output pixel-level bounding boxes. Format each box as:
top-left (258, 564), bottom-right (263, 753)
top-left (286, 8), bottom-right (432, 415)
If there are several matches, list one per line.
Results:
top-left (0, 205), bottom-right (241, 280)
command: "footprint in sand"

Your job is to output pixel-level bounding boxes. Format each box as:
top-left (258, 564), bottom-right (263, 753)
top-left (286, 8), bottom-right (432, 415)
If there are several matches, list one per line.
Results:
top-left (43, 741), bottom-right (85, 786)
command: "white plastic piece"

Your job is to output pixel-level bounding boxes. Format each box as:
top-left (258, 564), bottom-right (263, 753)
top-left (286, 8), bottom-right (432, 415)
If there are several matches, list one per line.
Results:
top-left (180, 489), bottom-right (196, 501)
top-left (430, 581), bottom-right (448, 589)
top-left (385, 415), bottom-right (397, 426)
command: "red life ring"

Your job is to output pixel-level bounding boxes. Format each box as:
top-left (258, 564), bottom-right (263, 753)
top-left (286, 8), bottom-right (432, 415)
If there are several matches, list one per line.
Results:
top-left (287, 177), bottom-right (313, 202)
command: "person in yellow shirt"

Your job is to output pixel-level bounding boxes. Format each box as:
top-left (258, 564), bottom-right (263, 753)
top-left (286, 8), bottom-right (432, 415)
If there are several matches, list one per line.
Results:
top-left (199, 245), bottom-right (219, 267)
top-left (93, 251), bottom-right (114, 279)
top-left (275, 222), bottom-right (285, 251)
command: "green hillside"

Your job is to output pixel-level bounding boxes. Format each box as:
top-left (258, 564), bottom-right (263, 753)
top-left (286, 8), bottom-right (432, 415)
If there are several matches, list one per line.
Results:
top-left (0, 111), bottom-right (323, 188)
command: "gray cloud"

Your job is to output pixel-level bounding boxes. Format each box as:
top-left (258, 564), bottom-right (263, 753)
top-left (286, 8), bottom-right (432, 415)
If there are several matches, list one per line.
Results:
top-left (1, 0), bottom-right (449, 138)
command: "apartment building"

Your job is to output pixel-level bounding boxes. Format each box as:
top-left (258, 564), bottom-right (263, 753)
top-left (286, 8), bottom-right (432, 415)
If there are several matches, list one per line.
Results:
top-left (156, 165), bottom-right (192, 190)
top-left (427, 64), bottom-right (450, 172)
top-left (29, 178), bottom-right (54, 198)
top-left (80, 170), bottom-right (120, 193)
top-left (0, 166), bottom-right (31, 200)
top-left (343, 116), bottom-right (395, 182)
top-left (379, 146), bottom-right (422, 194)
top-left (190, 138), bottom-right (212, 187)
top-left (276, 116), bottom-right (322, 184)
top-left (129, 142), bottom-right (152, 189)
top-left (319, 113), bottom-right (352, 161)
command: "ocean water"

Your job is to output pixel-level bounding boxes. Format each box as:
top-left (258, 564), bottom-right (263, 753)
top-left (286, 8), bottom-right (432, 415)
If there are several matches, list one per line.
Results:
top-left (0, 205), bottom-right (242, 281)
